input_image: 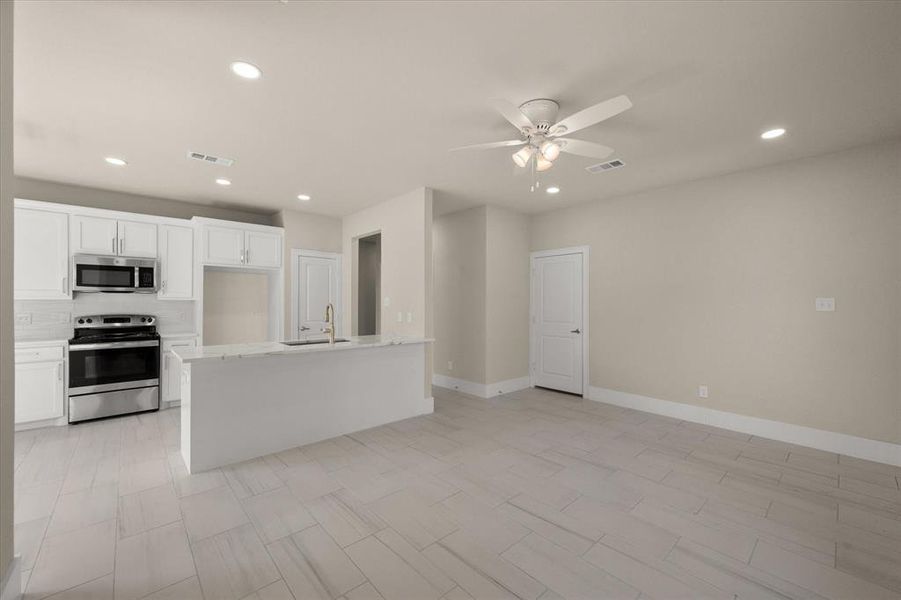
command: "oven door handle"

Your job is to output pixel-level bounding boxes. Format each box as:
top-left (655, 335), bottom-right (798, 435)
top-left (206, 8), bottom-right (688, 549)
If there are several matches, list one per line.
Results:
top-left (69, 340), bottom-right (160, 351)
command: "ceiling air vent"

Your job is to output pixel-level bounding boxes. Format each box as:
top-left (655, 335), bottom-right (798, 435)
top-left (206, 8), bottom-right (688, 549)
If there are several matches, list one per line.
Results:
top-left (586, 159), bottom-right (625, 174)
top-left (186, 151), bottom-right (235, 167)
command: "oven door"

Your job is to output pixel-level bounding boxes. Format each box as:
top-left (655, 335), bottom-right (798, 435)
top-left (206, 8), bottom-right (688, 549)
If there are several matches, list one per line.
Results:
top-left (68, 340), bottom-right (160, 394)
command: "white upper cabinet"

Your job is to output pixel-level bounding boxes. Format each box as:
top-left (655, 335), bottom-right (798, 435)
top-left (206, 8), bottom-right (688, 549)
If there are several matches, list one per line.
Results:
top-left (71, 215), bottom-right (157, 257)
top-left (71, 215), bottom-right (119, 255)
top-left (14, 207), bottom-right (70, 299)
top-left (201, 222), bottom-right (283, 269)
top-left (159, 224), bottom-right (194, 299)
top-left (118, 220), bottom-right (158, 258)
top-left (245, 230), bottom-right (282, 268)
top-left (203, 225), bottom-right (245, 266)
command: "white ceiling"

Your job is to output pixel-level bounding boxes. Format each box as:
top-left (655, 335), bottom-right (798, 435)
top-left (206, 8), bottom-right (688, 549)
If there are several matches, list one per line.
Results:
top-left (13, 1), bottom-right (901, 217)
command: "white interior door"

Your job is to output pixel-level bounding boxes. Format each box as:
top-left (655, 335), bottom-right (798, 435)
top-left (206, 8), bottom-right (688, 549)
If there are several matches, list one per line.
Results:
top-left (532, 252), bottom-right (584, 394)
top-left (295, 253), bottom-right (340, 339)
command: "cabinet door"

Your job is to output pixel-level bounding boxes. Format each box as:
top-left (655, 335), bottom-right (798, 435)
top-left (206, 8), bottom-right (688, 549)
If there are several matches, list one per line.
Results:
top-left (71, 215), bottom-right (118, 255)
top-left (14, 208), bottom-right (70, 299)
top-left (118, 220), bottom-right (158, 258)
top-left (203, 226), bottom-right (245, 266)
top-left (162, 340), bottom-right (195, 402)
top-left (159, 225), bottom-right (194, 299)
top-left (245, 231), bottom-right (282, 268)
top-left (15, 361), bottom-right (65, 424)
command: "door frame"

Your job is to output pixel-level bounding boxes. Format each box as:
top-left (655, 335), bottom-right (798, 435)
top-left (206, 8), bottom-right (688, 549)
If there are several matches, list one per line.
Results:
top-left (529, 246), bottom-right (590, 397)
top-left (291, 249), bottom-right (343, 339)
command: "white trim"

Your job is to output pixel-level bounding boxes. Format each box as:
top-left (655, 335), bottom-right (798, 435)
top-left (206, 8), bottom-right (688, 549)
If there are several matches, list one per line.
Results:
top-left (589, 386), bottom-right (901, 468)
top-left (432, 374), bottom-right (531, 399)
top-left (0, 555), bottom-right (21, 600)
top-left (15, 197), bottom-right (192, 227)
top-left (290, 249), bottom-right (343, 339)
top-left (529, 246), bottom-right (590, 397)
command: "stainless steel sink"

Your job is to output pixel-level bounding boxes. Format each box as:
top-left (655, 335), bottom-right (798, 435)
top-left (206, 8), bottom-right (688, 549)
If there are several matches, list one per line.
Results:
top-left (281, 338), bottom-right (349, 346)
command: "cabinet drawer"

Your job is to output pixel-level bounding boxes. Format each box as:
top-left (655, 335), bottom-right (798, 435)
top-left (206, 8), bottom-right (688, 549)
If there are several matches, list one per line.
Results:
top-left (16, 345), bottom-right (65, 363)
top-left (162, 338), bottom-right (197, 352)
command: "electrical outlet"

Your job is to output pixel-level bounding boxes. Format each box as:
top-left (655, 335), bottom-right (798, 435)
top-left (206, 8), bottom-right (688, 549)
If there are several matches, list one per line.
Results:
top-left (406, 312), bottom-right (413, 323)
top-left (383, 296), bottom-right (391, 307)
top-left (698, 385), bottom-right (708, 399)
top-left (396, 311), bottom-right (403, 323)
top-left (815, 297), bottom-right (835, 312)
top-left (15, 313), bottom-right (32, 325)
top-left (447, 360), bottom-right (454, 371)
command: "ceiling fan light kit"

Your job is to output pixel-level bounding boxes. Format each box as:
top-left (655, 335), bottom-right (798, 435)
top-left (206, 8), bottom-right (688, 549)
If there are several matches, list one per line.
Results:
top-left (512, 145), bottom-right (535, 168)
top-left (540, 140), bottom-right (561, 161)
top-left (453, 94), bottom-right (632, 191)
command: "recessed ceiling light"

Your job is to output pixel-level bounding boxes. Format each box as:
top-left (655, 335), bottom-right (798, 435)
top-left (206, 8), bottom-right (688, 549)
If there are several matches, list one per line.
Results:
top-left (297, 194), bottom-right (311, 201)
top-left (546, 186), bottom-right (560, 194)
top-left (104, 157), bottom-right (127, 166)
top-left (215, 178), bottom-right (231, 186)
top-left (761, 128), bottom-right (786, 140)
top-left (230, 61), bottom-right (262, 80)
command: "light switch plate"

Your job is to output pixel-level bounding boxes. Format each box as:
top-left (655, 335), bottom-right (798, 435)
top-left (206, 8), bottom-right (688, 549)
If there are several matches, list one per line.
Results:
top-left (15, 312), bottom-right (32, 325)
top-left (815, 297), bottom-right (835, 312)
top-left (396, 312), bottom-right (403, 323)
top-left (698, 385), bottom-right (708, 398)
top-left (383, 297), bottom-right (391, 307)
top-left (406, 312), bottom-right (413, 323)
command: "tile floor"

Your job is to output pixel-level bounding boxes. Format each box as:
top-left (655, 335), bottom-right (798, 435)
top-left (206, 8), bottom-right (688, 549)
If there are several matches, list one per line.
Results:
top-left (14, 386), bottom-right (901, 599)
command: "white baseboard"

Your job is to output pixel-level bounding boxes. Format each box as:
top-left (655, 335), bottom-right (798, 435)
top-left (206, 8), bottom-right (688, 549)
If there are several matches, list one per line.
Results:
top-left (432, 374), bottom-right (530, 399)
top-left (589, 386), bottom-right (901, 468)
top-left (0, 555), bottom-right (21, 600)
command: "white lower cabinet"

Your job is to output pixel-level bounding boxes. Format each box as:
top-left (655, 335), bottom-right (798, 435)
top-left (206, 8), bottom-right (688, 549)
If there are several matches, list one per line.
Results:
top-left (15, 343), bottom-right (66, 425)
top-left (162, 337), bottom-right (197, 403)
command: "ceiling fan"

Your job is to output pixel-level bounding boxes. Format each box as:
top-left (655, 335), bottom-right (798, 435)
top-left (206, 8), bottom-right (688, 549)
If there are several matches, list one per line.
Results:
top-left (452, 94), bottom-right (632, 189)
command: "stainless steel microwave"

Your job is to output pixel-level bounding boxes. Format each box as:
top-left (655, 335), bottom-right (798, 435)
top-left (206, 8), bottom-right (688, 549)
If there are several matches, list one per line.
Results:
top-left (72, 254), bottom-right (158, 293)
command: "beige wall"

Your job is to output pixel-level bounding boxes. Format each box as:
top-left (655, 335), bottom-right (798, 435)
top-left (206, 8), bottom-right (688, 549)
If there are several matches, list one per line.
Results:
top-left (531, 140), bottom-right (901, 444)
top-left (271, 208), bottom-right (342, 338)
top-left (485, 206), bottom-right (530, 384)
top-left (433, 206), bottom-right (487, 384)
top-left (342, 188), bottom-right (433, 396)
top-left (432, 205), bottom-right (530, 386)
top-left (15, 176), bottom-right (272, 224)
top-left (0, 0), bottom-right (14, 580)
top-left (202, 270), bottom-right (271, 345)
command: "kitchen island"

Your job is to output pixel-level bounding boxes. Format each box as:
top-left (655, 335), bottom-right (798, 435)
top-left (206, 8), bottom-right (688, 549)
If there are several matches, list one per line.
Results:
top-left (174, 336), bottom-right (432, 472)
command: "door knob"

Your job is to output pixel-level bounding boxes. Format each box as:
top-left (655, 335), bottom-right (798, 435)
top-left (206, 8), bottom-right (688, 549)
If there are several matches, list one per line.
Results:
top-left (570, 328), bottom-right (581, 334)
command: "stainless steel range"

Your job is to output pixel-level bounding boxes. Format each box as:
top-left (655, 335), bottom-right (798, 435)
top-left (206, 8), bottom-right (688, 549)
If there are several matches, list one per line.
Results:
top-left (68, 314), bottom-right (160, 423)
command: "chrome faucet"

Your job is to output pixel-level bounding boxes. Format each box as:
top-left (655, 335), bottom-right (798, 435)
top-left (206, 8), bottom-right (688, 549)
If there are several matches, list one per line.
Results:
top-left (323, 303), bottom-right (336, 344)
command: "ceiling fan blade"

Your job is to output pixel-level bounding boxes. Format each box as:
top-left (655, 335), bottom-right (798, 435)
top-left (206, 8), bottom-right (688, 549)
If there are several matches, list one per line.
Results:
top-left (557, 138), bottom-right (615, 159)
top-left (550, 95), bottom-right (632, 136)
top-left (490, 98), bottom-right (535, 131)
top-left (449, 139), bottom-right (525, 152)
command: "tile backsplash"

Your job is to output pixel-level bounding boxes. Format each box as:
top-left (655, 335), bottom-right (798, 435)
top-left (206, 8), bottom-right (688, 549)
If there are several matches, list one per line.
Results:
top-left (15, 294), bottom-right (195, 341)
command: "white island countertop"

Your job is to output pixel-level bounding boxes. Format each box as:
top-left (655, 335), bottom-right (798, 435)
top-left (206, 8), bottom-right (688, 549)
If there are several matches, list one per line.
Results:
top-left (174, 335), bottom-right (433, 364)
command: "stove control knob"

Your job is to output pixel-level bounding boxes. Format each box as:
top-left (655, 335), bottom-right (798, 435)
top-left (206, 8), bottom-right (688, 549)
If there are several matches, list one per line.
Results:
top-left (140, 317), bottom-right (146, 323)
top-left (77, 318), bottom-right (84, 324)
top-left (86, 318), bottom-right (93, 324)
top-left (147, 317), bottom-right (154, 324)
